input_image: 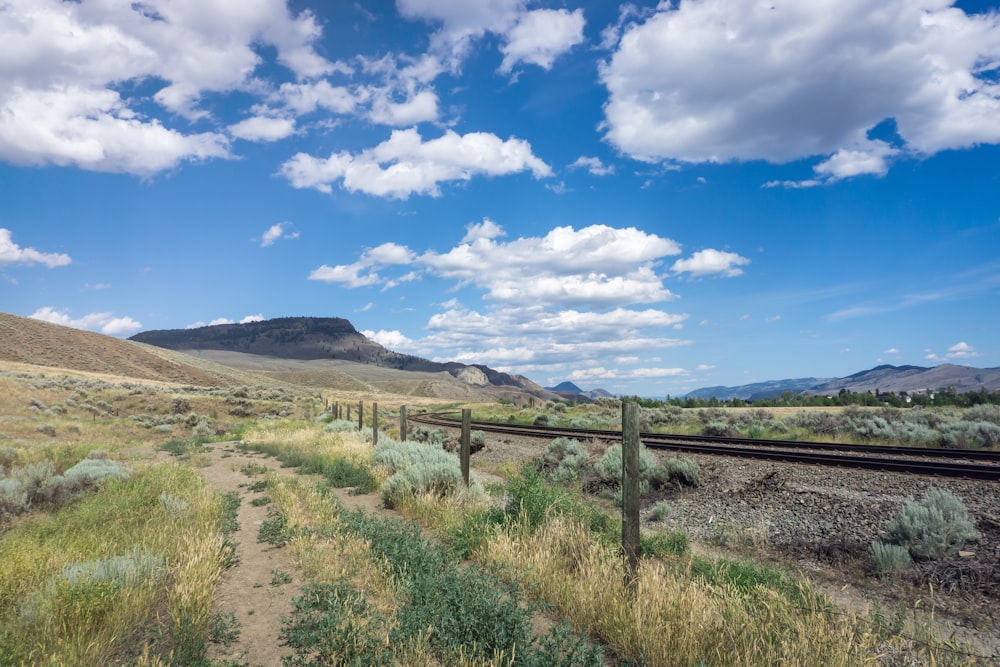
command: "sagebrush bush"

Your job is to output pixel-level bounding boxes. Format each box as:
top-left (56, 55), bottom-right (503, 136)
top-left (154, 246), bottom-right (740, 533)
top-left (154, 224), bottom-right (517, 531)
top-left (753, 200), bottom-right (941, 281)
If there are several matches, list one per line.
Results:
top-left (541, 437), bottom-right (590, 485)
top-left (869, 541), bottom-right (912, 575)
top-left (372, 439), bottom-right (456, 475)
top-left (885, 487), bottom-right (980, 560)
top-left (592, 443), bottom-right (655, 486)
top-left (381, 462), bottom-right (464, 509)
top-left (651, 458), bottom-right (701, 488)
top-left (63, 457), bottom-right (129, 487)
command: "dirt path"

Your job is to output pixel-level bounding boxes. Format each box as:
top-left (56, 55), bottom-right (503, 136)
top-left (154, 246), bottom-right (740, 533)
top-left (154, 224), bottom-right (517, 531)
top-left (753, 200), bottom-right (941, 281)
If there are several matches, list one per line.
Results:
top-left (198, 442), bottom-right (301, 667)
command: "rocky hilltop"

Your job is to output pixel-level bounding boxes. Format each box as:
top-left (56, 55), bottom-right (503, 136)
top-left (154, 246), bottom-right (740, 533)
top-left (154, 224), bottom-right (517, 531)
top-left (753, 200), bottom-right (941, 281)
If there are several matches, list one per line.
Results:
top-left (130, 316), bottom-right (552, 399)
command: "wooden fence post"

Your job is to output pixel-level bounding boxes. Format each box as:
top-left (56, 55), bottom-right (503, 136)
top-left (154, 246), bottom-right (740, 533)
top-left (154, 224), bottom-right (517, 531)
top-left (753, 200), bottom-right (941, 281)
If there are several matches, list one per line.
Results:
top-left (460, 408), bottom-right (471, 487)
top-left (372, 402), bottom-right (379, 446)
top-left (399, 405), bottom-right (407, 440)
top-left (622, 400), bottom-right (641, 594)
top-left (358, 400), bottom-right (364, 432)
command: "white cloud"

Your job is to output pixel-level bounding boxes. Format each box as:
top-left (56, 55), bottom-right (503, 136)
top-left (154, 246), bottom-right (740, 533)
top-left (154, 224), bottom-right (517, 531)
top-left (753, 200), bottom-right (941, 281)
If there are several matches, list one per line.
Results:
top-left (276, 80), bottom-right (366, 116)
top-left (229, 116), bottom-right (296, 143)
top-left (280, 127), bottom-right (551, 198)
top-left (569, 156), bottom-right (614, 176)
top-left (461, 218), bottom-right (506, 244)
top-left (368, 89), bottom-right (440, 126)
top-left (671, 249), bottom-right (750, 278)
top-left (499, 8), bottom-right (585, 74)
top-left (30, 307), bottom-right (141, 336)
top-left (944, 341), bottom-right (978, 359)
top-left (0, 228), bottom-right (71, 268)
top-left (260, 222), bottom-right (299, 247)
top-left (0, 0), bottom-right (331, 175)
top-left (396, 0), bottom-right (525, 65)
top-left (600, 0), bottom-right (1000, 178)
top-left (361, 329), bottom-right (415, 349)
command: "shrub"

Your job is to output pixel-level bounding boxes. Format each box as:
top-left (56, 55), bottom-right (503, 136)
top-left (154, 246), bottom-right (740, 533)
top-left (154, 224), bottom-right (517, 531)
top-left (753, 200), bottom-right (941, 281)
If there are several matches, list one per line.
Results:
top-left (381, 462), bottom-right (464, 509)
top-left (540, 437), bottom-right (590, 485)
top-left (869, 542), bottom-right (912, 576)
top-left (885, 487), bottom-right (980, 560)
top-left (171, 396), bottom-right (191, 414)
top-left (62, 457), bottom-right (129, 487)
top-left (701, 422), bottom-right (736, 437)
top-left (35, 423), bottom-right (57, 437)
top-left (648, 500), bottom-right (670, 521)
top-left (592, 443), bottom-right (655, 487)
top-left (372, 439), bottom-right (456, 475)
top-left (651, 457), bottom-right (701, 488)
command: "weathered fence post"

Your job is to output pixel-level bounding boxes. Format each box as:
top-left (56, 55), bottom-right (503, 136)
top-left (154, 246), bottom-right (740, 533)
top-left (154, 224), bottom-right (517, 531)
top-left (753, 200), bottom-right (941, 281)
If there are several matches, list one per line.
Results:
top-left (399, 405), bottom-right (407, 441)
top-left (358, 400), bottom-right (364, 432)
top-left (345, 404), bottom-right (350, 421)
top-left (460, 408), bottom-right (471, 487)
top-left (372, 402), bottom-right (379, 446)
top-left (622, 400), bottom-right (641, 594)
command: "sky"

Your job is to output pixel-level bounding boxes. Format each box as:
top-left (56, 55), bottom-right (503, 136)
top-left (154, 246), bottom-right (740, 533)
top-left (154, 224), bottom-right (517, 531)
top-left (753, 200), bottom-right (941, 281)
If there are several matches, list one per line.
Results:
top-left (1, 0), bottom-right (999, 398)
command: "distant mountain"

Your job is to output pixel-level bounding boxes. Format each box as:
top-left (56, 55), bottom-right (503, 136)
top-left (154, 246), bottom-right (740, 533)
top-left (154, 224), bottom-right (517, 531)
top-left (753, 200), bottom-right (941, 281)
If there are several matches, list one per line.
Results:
top-left (546, 381), bottom-right (583, 393)
top-left (130, 317), bottom-right (556, 400)
top-left (545, 381), bottom-right (615, 401)
top-left (684, 377), bottom-right (832, 401)
top-left (811, 364), bottom-right (1000, 395)
top-left (684, 364), bottom-right (1000, 401)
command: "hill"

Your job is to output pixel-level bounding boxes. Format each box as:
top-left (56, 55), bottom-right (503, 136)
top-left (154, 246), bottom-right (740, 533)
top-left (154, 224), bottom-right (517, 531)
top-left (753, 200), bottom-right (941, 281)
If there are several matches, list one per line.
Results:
top-left (130, 317), bottom-right (555, 402)
top-left (0, 312), bottom-right (254, 386)
top-left (685, 364), bottom-right (1000, 401)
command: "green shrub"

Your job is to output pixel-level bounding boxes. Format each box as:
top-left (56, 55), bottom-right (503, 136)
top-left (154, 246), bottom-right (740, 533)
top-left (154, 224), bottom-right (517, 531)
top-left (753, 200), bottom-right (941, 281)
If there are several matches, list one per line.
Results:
top-left (885, 487), bottom-right (980, 560)
top-left (648, 500), bottom-right (670, 522)
top-left (592, 443), bottom-right (654, 487)
top-left (372, 439), bottom-right (457, 475)
top-left (540, 437), bottom-right (590, 485)
top-left (653, 457), bottom-right (701, 488)
top-left (381, 462), bottom-right (464, 509)
top-left (869, 542), bottom-right (912, 576)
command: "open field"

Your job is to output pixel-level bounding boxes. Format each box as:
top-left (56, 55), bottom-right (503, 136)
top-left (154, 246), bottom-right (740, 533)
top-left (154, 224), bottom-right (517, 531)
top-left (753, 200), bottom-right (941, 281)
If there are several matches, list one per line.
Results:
top-left (2, 316), bottom-right (999, 665)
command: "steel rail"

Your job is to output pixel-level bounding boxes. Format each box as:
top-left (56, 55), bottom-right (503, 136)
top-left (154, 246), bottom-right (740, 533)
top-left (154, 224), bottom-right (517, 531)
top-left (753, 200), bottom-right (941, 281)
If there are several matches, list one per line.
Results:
top-left (409, 412), bottom-right (1000, 481)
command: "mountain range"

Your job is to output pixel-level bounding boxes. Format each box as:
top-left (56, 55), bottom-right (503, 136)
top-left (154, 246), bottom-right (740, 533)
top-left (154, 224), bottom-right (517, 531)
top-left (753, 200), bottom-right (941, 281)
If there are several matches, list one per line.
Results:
top-left (682, 364), bottom-right (1000, 401)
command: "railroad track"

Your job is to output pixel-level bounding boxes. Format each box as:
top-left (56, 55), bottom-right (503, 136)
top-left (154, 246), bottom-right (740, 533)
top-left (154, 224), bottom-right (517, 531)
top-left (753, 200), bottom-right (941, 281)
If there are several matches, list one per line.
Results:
top-left (409, 412), bottom-right (1000, 481)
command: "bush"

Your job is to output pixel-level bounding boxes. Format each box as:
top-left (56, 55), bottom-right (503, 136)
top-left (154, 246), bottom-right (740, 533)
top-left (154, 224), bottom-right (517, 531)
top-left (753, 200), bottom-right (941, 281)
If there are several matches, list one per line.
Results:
top-left (63, 457), bottom-right (129, 487)
top-left (381, 462), bottom-right (464, 509)
top-left (869, 542), bottom-right (912, 576)
top-left (885, 488), bottom-right (980, 560)
top-left (592, 443), bottom-right (655, 487)
top-left (540, 437), bottom-right (590, 485)
top-left (651, 458), bottom-right (701, 488)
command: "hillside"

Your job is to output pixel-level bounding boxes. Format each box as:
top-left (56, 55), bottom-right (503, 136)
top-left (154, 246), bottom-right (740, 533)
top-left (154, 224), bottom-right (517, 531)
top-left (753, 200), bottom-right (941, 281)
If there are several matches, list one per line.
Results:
top-left (131, 317), bottom-right (556, 401)
top-left (0, 312), bottom-right (556, 402)
top-left (685, 364), bottom-right (1000, 401)
top-left (0, 312), bottom-right (250, 386)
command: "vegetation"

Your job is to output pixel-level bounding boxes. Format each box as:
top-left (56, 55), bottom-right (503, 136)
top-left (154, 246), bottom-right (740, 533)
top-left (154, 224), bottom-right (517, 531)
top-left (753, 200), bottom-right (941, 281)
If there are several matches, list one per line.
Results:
top-left (0, 364), bottom-right (992, 666)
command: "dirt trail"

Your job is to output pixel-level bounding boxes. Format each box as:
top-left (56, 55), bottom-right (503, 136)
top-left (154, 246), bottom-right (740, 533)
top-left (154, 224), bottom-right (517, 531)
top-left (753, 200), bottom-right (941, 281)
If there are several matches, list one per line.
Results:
top-left (198, 442), bottom-right (301, 667)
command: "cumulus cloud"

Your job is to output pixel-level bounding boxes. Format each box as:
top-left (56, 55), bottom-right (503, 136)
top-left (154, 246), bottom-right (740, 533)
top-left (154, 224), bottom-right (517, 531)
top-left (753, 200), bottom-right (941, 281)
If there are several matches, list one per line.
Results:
top-left (499, 8), bottom-right (585, 74)
top-left (671, 249), bottom-right (751, 278)
top-left (362, 329), bottom-right (415, 349)
top-left (229, 116), bottom-right (297, 143)
top-left (308, 221), bottom-right (709, 378)
top-left (569, 156), bottom-right (615, 176)
top-left (398, 0), bottom-right (585, 75)
top-left (260, 222), bottom-right (299, 247)
top-left (0, 0), bottom-right (331, 174)
top-left (926, 341), bottom-right (979, 362)
top-left (0, 228), bottom-right (71, 268)
top-left (280, 127), bottom-right (551, 198)
top-left (30, 307), bottom-right (141, 336)
top-left (600, 0), bottom-right (1000, 181)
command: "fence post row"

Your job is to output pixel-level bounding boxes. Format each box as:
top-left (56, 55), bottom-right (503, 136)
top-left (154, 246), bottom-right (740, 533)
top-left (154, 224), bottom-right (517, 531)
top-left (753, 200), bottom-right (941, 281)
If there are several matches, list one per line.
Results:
top-left (622, 400), bottom-right (641, 594)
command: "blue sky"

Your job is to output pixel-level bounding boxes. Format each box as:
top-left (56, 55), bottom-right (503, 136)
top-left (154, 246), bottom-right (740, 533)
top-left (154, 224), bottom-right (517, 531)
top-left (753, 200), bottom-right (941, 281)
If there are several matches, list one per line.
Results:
top-left (1, 0), bottom-right (999, 398)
